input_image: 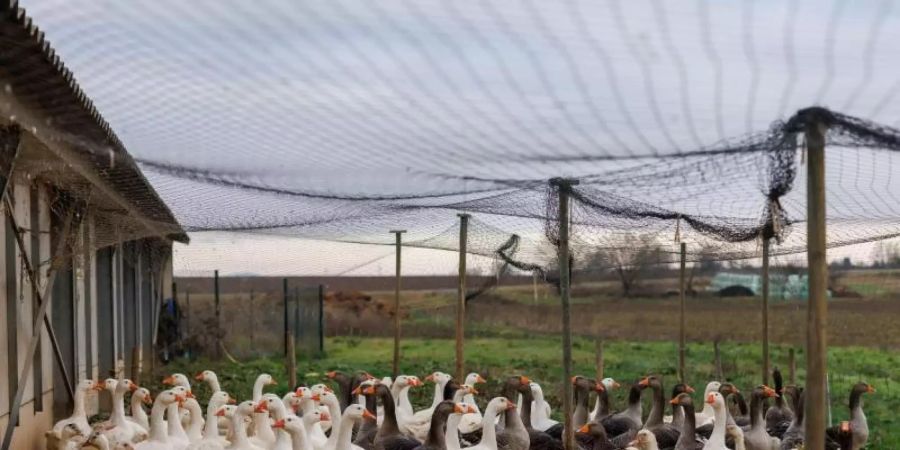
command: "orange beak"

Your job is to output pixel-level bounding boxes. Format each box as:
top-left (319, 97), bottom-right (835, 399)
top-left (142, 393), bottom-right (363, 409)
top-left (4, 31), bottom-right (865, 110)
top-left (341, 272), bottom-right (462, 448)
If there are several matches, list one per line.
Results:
top-left (519, 376), bottom-right (530, 385)
top-left (454, 403), bottom-right (466, 414)
top-left (867, 385), bottom-right (876, 393)
top-left (363, 386), bottom-right (376, 395)
top-left (215, 407), bottom-right (226, 417)
top-left (506, 402), bottom-right (516, 410)
top-left (175, 394), bottom-right (186, 406)
top-left (195, 372), bottom-right (205, 381)
top-left (764, 386), bottom-right (779, 398)
top-left (467, 404), bottom-right (477, 413)
top-left (92, 381), bottom-right (105, 391)
top-left (129, 383), bottom-right (139, 392)
top-left (570, 376), bottom-right (578, 384)
top-left (425, 374), bottom-right (436, 382)
top-left (613, 381), bottom-right (621, 389)
top-left (311, 394), bottom-right (321, 402)
top-left (228, 396), bottom-right (237, 405)
top-left (577, 424), bottom-right (590, 433)
top-left (595, 384), bottom-right (605, 393)
top-left (706, 393), bottom-right (716, 404)
top-left (639, 377), bottom-right (649, 387)
top-left (254, 402), bottom-right (269, 413)
top-left (670, 397), bottom-right (679, 405)
top-left (363, 409), bottom-right (377, 421)
top-left (840, 421), bottom-right (850, 432)
top-left (476, 375), bottom-right (486, 384)
top-left (274, 419), bottom-right (286, 429)
top-left (268, 378), bottom-right (278, 386)
top-left (685, 385), bottom-right (695, 394)
top-left (143, 394), bottom-right (153, 405)
top-left (326, 371), bottom-right (337, 379)
top-left (321, 411), bottom-right (331, 421)
top-left (186, 391), bottom-right (195, 399)
top-left (162, 376), bottom-right (176, 385)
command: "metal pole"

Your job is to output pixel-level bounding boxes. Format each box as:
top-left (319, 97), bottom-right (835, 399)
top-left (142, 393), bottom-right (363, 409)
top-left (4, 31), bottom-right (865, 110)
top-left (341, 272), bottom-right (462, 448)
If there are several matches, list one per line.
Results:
top-left (552, 178), bottom-right (578, 450)
top-left (214, 269), bottom-right (221, 360)
top-left (679, 241), bottom-right (686, 384)
top-left (804, 111), bottom-right (828, 449)
top-left (390, 230), bottom-right (406, 379)
top-left (762, 237), bottom-right (770, 386)
top-left (456, 213), bottom-right (469, 382)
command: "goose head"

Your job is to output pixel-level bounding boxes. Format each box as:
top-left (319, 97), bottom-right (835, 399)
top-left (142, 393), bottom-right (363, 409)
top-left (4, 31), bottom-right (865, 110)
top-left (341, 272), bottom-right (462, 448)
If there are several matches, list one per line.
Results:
top-left (706, 391), bottom-right (726, 411)
top-left (703, 381), bottom-right (722, 397)
top-left (215, 404), bottom-right (238, 419)
top-left (601, 378), bottom-right (620, 390)
top-left (671, 383), bottom-right (694, 399)
top-left (486, 396), bottom-right (515, 415)
top-left (465, 373), bottom-right (487, 386)
top-left (116, 379), bottom-right (138, 394)
top-left (344, 403), bottom-right (376, 423)
top-left (425, 372), bottom-right (452, 386)
top-left (576, 422), bottom-right (609, 440)
top-left (210, 390), bottom-right (234, 407)
top-left (100, 378), bottom-right (117, 393)
top-left (235, 400), bottom-right (259, 419)
top-left (638, 375), bottom-right (661, 390)
top-left (528, 382), bottom-right (543, 396)
top-left (273, 415), bottom-right (305, 435)
top-left (451, 402), bottom-right (475, 415)
top-left (719, 382), bottom-right (739, 397)
top-left (301, 409), bottom-right (324, 428)
top-left (755, 385), bottom-right (779, 400)
top-left (670, 392), bottom-right (694, 409)
top-left (853, 381), bottom-right (876, 395)
top-left (76, 379), bottom-right (98, 394)
top-left (282, 391), bottom-right (301, 413)
top-left (260, 393), bottom-right (283, 412)
top-left (162, 373), bottom-right (191, 389)
top-left (318, 391), bottom-right (339, 408)
top-left (157, 389), bottom-right (185, 407)
top-left (194, 370), bottom-right (219, 384)
top-left (310, 383), bottom-right (333, 396)
top-left (134, 387), bottom-right (153, 405)
top-left (169, 386), bottom-right (194, 407)
top-left (628, 429), bottom-right (657, 450)
top-left (393, 375), bottom-right (421, 388)
top-left (256, 373), bottom-right (277, 387)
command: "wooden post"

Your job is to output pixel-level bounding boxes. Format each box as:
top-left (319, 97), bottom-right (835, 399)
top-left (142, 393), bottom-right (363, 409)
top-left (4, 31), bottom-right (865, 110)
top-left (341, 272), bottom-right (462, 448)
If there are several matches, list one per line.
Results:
top-left (287, 333), bottom-right (297, 389)
top-left (595, 338), bottom-right (604, 382)
top-left (789, 348), bottom-right (796, 384)
top-left (804, 111), bottom-right (828, 449)
top-left (551, 178), bottom-right (578, 450)
top-left (533, 271), bottom-right (539, 304)
top-left (318, 284), bottom-right (325, 355)
top-left (390, 230), bottom-right (406, 379)
top-left (214, 269), bottom-right (221, 360)
top-left (679, 242), bottom-right (687, 384)
top-left (456, 214), bottom-right (470, 382)
top-left (761, 237), bottom-right (770, 386)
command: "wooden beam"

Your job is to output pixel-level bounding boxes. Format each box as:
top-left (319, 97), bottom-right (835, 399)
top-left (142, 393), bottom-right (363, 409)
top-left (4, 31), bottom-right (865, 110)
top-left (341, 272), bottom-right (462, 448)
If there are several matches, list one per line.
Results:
top-left (804, 112), bottom-right (829, 449)
top-left (551, 178), bottom-right (578, 450)
top-left (761, 237), bottom-right (770, 386)
top-left (678, 242), bottom-right (686, 384)
top-left (1, 199), bottom-right (77, 450)
top-left (390, 230), bottom-right (406, 379)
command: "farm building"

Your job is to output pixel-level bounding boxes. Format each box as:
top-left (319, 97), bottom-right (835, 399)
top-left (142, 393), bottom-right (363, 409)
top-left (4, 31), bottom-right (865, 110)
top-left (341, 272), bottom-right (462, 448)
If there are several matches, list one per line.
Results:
top-left (0, 3), bottom-right (187, 449)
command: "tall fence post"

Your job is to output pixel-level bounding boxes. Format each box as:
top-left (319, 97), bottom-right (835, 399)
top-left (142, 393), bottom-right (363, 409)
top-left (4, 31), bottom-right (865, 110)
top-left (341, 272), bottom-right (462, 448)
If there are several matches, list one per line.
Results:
top-left (456, 213), bottom-right (470, 382)
top-left (679, 242), bottom-right (687, 384)
top-left (803, 109), bottom-right (829, 449)
top-left (214, 270), bottom-right (221, 360)
top-left (390, 230), bottom-right (406, 379)
top-left (551, 178), bottom-right (578, 450)
top-left (762, 236), bottom-right (771, 386)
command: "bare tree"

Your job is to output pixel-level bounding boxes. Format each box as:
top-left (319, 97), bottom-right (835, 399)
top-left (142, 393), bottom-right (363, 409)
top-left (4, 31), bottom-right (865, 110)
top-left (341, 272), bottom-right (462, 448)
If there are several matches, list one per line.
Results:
top-left (586, 234), bottom-right (662, 297)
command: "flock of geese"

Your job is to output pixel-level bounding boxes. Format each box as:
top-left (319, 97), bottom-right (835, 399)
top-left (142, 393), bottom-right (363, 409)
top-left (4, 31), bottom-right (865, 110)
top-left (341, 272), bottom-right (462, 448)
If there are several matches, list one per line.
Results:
top-left (44, 367), bottom-right (873, 450)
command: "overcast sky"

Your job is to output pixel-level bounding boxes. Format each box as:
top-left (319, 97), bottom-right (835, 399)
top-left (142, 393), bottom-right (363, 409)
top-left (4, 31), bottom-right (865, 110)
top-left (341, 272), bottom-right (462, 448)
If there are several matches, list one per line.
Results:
top-left (19, 0), bottom-right (900, 275)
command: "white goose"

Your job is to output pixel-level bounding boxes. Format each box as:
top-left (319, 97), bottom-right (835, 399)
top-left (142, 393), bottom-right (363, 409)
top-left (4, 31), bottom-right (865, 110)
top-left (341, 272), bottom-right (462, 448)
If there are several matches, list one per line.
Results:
top-left (295, 389), bottom-right (327, 450)
top-left (46, 379), bottom-right (99, 449)
top-left (455, 385), bottom-right (483, 435)
top-left (135, 389), bottom-right (186, 450)
top-left (164, 373), bottom-right (196, 428)
top-left (250, 374), bottom-right (278, 445)
top-left (446, 403), bottom-right (476, 450)
top-left (401, 372), bottom-right (452, 441)
top-left (529, 382), bottom-right (558, 432)
top-left (195, 370), bottom-right (222, 393)
top-left (167, 386), bottom-right (193, 450)
top-left (258, 393), bottom-right (295, 450)
top-left (96, 378), bottom-right (148, 446)
top-left (466, 397), bottom-right (515, 450)
top-left (628, 429), bottom-right (660, 450)
top-left (702, 392), bottom-right (729, 450)
top-left (228, 400), bottom-right (267, 450)
top-left (300, 410), bottom-right (326, 450)
top-left (310, 384), bottom-right (335, 433)
top-left (130, 387), bottom-right (153, 431)
top-left (184, 397), bottom-right (206, 443)
top-left (324, 404), bottom-right (373, 450)
top-left (318, 391), bottom-right (342, 438)
top-left (186, 392), bottom-right (234, 449)
top-left (695, 381), bottom-right (722, 426)
top-left (272, 415), bottom-right (314, 450)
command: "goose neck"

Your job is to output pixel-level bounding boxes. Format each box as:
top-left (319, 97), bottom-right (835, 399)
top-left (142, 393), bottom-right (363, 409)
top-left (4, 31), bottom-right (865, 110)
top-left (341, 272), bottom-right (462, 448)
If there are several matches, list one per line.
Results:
top-left (445, 414), bottom-right (463, 450)
top-left (709, 402), bottom-right (727, 446)
top-left (167, 403), bottom-right (187, 437)
top-left (148, 401), bottom-right (169, 442)
top-left (203, 402), bottom-right (220, 439)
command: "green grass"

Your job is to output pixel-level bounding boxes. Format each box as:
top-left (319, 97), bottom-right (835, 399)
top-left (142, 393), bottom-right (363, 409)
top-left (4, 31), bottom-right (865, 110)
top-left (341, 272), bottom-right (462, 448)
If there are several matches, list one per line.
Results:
top-left (153, 336), bottom-right (899, 448)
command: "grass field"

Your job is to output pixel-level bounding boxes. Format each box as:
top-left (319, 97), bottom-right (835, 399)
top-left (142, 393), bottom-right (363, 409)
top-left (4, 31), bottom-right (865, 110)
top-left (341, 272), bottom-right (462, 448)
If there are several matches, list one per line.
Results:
top-left (152, 336), bottom-right (900, 448)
